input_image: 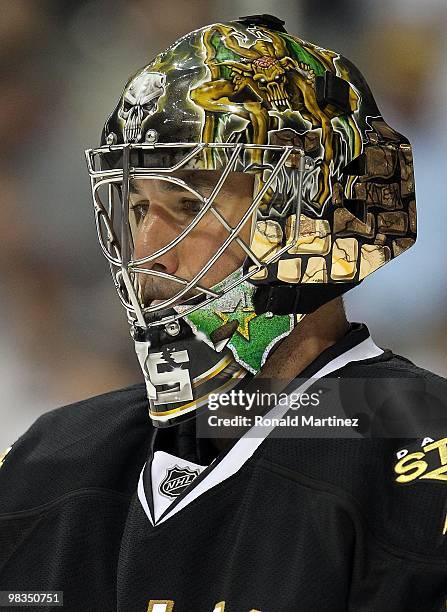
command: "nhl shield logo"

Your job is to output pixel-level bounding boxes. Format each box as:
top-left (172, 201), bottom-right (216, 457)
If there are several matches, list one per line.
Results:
top-left (159, 465), bottom-right (201, 499)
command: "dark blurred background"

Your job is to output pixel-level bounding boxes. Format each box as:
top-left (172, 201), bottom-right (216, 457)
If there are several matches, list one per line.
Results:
top-left (1, 0), bottom-right (446, 448)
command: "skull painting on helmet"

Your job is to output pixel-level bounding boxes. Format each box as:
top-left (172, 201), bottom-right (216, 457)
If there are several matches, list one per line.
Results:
top-left (118, 72), bottom-right (166, 143)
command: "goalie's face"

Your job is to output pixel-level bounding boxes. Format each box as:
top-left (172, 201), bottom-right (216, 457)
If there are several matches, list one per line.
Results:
top-left (129, 170), bottom-right (254, 306)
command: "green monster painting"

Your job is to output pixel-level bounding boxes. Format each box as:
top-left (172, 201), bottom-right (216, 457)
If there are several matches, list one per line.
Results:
top-left (190, 23), bottom-right (362, 208)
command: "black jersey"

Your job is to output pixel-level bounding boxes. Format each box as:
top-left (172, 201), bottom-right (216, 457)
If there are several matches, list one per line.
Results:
top-left (0, 323), bottom-right (446, 612)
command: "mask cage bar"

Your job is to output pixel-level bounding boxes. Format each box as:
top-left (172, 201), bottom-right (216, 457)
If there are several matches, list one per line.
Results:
top-left (85, 143), bottom-right (308, 329)
top-left (130, 142), bottom-right (244, 266)
top-left (91, 177), bottom-right (222, 314)
top-left (86, 142), bottom-right (309, 176)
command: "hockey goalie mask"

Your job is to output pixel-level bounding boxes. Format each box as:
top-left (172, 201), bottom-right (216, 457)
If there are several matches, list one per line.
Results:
top-left (85, 14), bottom-right (417, 427)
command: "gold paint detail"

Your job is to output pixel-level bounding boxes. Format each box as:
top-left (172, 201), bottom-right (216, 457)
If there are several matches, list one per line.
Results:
top-left (359, 244), bottom-right (391, 280)
top-left (0, 446), bottom-right (12, 469)
top-left (214, 309), bottom-right (256, 341)
top-left (361, 182), bottom-right (401, 209)
top-left (331, 238), bottom-right (358, 280)
top-left (332, 182), bottom-right (344, 205)
top-left (377, 211), bottom-right (408, 236)
top-left (374, 233), bottom-right (387, 246)
top-left (394, 438), bottom-right (447, 484)
top-left (422, 438), bottom-right (447, 463)
top-left (408, 200), bottom-right (417, 233)
top-left (333, 209), bottom-right (375, 238)
top-left (392, 238), bottom-right (415, 257)
top-left (443, 512), bottom-right (447, 536)
top-left (363, 145), bottom-right (397, 179)
top-left (302, 257), bottom-right (327, 283)
top-left (193, 355), bottom-right (233, 387)
top-left (251, 220), bottom-right (283, 261)
top-left (286, 215), bottom-right (331, 255)
top-left (277, 258), bottom-right (301, 283)
top-left (147, 600), bottom-right (174, 612)
top-left (399, 144), bottom-right (415, 197)
top-left (394, 452), bottom-right (427, 484)
top-left (248, 265), bottom-right (268, 280)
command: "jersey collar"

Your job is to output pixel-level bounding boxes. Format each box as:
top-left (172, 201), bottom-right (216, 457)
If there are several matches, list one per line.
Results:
top-left (138, 322), bottom-right (383, 526)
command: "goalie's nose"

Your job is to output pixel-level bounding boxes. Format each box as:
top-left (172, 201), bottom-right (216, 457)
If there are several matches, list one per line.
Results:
top-left (133, 204), bottom-right (180, 276)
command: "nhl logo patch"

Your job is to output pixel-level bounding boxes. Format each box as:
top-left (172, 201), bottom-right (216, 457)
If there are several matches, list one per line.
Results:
top-left (159, 465), bottom-right (201, 499)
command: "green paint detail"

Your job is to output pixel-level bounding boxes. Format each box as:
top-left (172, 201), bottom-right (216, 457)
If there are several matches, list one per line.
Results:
top-left (335, 115), bottom-right (362, 162)
top-left (337, 115), bottom-right (355, 154)
top-left (184, 274), bottom-right (293, 373)
top-left (226, 312), bottom-right (292, 372)
top-left (187, 308), bottom-right (222, 337)
top-left (281, 34), bottom-right (327, 76)
top-left (210, 32), bottom-right (239, 81)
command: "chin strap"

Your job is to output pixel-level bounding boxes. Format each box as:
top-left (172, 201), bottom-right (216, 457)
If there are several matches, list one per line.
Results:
top-left (253, 282), bottom-right (362, 316)
top-left (132, 314), bottom-right (194, 348)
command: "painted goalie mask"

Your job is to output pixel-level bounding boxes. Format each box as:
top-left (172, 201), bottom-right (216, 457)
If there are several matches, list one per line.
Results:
top-left (85, 14), bottom-right (417, 427)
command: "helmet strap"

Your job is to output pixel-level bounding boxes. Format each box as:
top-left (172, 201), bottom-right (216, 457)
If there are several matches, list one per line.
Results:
top-left (253, 282), bottom-right (362, 315)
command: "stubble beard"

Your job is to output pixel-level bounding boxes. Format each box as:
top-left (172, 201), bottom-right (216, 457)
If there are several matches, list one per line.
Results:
top-left (138, 274), bottom-right (202, 305)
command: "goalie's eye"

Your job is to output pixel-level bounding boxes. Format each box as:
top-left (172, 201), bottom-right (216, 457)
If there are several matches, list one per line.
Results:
top-left (130, 198), bottom-right (205, 227)
top-left (180, 199), bottom-right (204, 215)
top-left (131, 201), bottom-right (150, 226)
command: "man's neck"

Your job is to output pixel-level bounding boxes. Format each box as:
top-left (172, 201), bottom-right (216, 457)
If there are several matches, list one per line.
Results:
top-left (258, 297), bottom-right (350, 381)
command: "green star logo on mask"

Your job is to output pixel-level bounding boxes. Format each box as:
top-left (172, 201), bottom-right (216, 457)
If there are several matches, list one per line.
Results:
top-left (182, 272), bottom-right (294, 374)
